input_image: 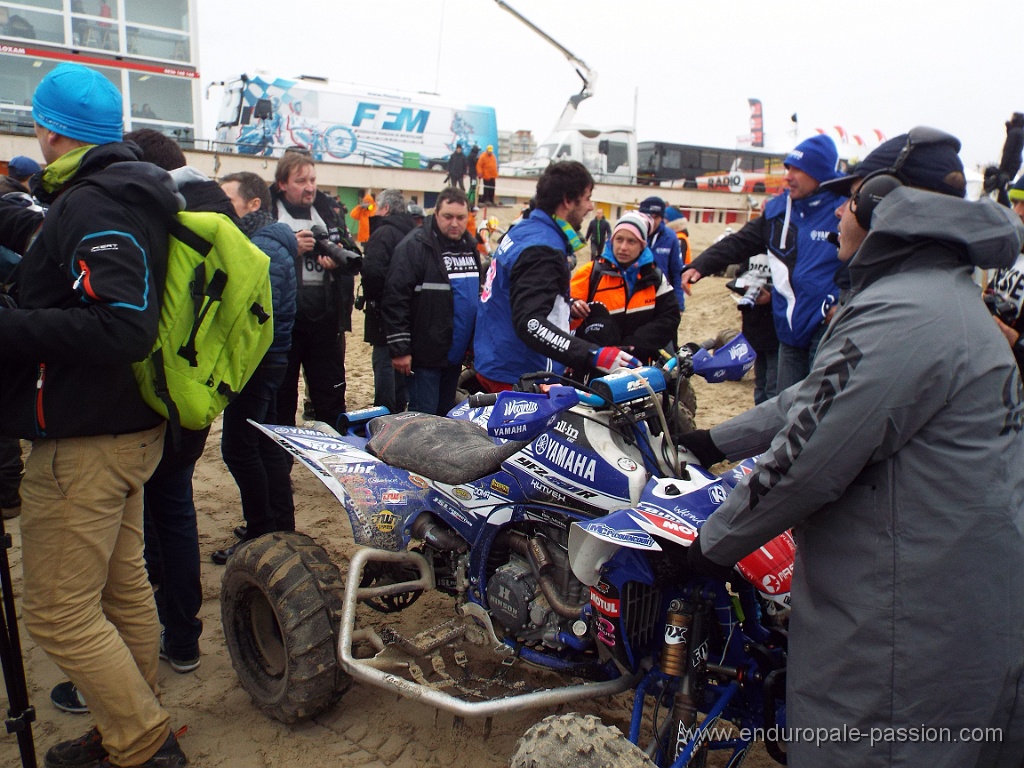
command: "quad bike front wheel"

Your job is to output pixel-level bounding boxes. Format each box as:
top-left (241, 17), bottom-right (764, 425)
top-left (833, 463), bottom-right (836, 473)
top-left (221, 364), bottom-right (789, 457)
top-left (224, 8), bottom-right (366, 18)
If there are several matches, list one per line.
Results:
top-left (510, 713), bottom-right (653, 768)
top-left (221, 532), bottom-right (352, 723)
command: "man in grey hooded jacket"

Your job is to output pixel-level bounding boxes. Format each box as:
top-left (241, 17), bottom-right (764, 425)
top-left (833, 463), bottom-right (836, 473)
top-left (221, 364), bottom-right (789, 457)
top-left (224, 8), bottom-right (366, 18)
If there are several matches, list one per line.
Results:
top-left (683, 127), bottom-right (1024, 768)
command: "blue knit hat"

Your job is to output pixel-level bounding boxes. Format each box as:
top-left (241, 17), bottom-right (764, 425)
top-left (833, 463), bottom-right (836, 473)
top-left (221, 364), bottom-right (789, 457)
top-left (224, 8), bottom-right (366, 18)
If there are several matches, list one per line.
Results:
top-left (32, 63), bottom-right (123, 145)
top-left (638, 196), bottom-right (666, 216)
top-left (784, 135), bottom-right (841, 183)
top-left (7, 156), bottom-right (40, 180)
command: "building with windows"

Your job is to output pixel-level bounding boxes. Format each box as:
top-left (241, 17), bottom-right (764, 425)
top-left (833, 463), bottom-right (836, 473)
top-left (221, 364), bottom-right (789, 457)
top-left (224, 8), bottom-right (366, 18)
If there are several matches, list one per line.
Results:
top-left (497, 129), bottom-right (535, 164)
top-left (0, 0), bottom-right (199, 145)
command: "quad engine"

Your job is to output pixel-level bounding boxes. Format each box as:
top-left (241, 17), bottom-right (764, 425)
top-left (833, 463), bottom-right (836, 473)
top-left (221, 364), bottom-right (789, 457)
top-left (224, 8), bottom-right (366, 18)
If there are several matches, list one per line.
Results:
top-left (485, 526), bottom-right (589, 650)
top-left (486, 557), bottom-right (538, 634)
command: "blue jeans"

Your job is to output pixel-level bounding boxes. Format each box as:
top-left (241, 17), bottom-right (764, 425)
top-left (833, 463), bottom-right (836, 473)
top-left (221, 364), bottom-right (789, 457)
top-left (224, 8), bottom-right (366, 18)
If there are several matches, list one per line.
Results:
top-left (372, 344), bottom-right (407, 413)
top-left (406, 364), bottom-right (462, 416)
top-left (753, 345), bottom-right (779, 405)
top-left (776, 322), bottom-right (827, 392)
top-left (144, 434), bottom-right (205, 661)
top-left (221, 363), bottom-right (294, 538)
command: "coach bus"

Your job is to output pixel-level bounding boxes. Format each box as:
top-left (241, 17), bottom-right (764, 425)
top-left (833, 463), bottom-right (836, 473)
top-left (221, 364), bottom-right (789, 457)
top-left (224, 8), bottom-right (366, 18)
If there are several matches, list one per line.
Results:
top-left (637, 141), bottom-right (789, 194)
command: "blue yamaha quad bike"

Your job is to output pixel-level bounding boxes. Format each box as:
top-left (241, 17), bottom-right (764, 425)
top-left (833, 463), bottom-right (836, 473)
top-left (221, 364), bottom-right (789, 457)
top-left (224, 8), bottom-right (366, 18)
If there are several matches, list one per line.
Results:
top-left (220, 336), bottom-right (790, 766)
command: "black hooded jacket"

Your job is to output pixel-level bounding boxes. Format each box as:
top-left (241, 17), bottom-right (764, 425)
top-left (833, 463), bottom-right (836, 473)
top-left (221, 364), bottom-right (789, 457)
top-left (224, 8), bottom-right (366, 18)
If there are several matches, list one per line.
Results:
top-left (361, 211), bottom-right (417, 345)
top-left (0, 143), bottom-right (182, 439)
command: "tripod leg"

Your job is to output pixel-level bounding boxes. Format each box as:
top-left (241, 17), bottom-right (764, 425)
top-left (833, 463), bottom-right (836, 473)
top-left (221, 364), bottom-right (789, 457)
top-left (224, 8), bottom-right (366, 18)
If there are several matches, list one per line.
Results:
top-left (0, 517), bottom-right (38, 768)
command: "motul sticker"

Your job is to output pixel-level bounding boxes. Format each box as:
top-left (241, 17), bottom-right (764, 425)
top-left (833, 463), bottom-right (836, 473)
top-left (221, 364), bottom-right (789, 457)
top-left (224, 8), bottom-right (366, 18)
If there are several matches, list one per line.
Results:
top-left (590, 587), bottom-right (620, 617)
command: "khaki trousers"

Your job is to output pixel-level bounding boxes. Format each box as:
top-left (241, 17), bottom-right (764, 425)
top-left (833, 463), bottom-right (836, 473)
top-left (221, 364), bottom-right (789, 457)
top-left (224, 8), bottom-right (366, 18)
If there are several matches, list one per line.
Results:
top-left (21, 423), bottom-right (171, 766)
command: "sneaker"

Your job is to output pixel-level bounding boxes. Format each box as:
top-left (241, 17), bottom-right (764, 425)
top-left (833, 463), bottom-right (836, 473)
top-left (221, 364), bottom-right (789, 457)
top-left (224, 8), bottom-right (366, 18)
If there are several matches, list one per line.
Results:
top-left (45, 726), bottom-right (107, 768)
top-left (99, 731), bottom-right (187, 768)
top-left (159, 632), bottom-right (200, 674)
top-left (232, 524), bottom-right (247, 540)
top-left (51, 680), bottom-right (89, 714)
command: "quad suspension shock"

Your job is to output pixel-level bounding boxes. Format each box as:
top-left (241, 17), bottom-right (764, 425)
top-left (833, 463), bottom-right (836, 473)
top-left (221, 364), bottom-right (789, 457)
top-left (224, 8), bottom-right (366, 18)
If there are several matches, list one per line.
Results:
top-left (660, 598), bottom-right (710, 765)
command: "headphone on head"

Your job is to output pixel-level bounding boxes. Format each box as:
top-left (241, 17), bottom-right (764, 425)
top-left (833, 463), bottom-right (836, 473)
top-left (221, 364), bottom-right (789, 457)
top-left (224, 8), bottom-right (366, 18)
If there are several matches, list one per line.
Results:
top-left (851, 126), bottom-right (960, 230)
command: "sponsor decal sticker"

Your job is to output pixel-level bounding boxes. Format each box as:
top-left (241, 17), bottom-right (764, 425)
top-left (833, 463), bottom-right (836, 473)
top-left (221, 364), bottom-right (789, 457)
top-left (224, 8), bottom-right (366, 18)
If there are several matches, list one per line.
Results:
top-left (335, 464), bottom-right (377, 475)
top-left (587, 523), bottom-right (657, 548)
top-left (381, 490), bottom-right (407, 505)
top-left (708, 485), bottom-right (728, 504)
top-left (634, 509), bottom-right (698, 543)
top-left (590, 587), bottom-right (620, 617)
top-left (504, 399), bottom-right (539, 417)
top-left (553, 420), bottom-right (579, 442)
top-left (530, 478), bottom-right (566, 503)
top-left (452, 487), bottom-right (472, 501)
top-left (664, 623), bottom-right (688, 645)
top-left (408, 475), bottom-right (428, 489)
top-left (617, 457), bottom-right (638, 472)
top-left (372, 510), bottom-right (397, 533)
top-left (490, 479), bottom-right (510, 495)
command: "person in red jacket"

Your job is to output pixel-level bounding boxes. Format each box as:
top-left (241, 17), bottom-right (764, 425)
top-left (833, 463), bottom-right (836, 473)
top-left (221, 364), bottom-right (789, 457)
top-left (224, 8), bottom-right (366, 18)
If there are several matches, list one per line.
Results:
top-left (476, 145), bottom-right (498, 204)
top-left (350, 192), bottom-right (376, 243)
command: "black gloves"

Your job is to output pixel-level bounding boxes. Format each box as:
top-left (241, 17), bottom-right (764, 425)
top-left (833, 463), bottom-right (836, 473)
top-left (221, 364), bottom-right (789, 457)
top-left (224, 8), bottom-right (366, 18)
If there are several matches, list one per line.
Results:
top-left (687, 531), bottom-right (735, 582)
top-left (678, 428), bottom-right (726, 467)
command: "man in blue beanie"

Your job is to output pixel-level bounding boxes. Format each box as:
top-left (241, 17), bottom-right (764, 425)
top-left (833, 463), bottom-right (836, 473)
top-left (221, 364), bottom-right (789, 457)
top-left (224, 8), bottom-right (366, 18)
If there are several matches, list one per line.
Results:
top-left (0, 63), bottom-right (188, 767)
top-left (682, 134), bottom-right (846, 393)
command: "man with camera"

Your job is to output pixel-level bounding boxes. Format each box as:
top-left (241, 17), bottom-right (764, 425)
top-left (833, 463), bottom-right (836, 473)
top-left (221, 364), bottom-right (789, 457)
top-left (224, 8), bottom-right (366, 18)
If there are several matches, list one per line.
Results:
top-left (360, 188), bottom-right (417, 414)
top-left (270, 150), bottom-right (361, 427)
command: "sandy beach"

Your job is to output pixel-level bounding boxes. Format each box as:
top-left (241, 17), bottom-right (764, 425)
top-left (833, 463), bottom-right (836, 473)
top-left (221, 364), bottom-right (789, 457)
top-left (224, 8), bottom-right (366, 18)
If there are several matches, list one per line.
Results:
top-left (0, 269), bottom-right (776, 768)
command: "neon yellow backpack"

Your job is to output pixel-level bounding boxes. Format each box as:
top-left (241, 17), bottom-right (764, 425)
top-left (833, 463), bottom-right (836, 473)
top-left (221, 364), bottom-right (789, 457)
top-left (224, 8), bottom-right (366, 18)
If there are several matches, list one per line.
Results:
top-left (133, 210), bottom-right (274, 438)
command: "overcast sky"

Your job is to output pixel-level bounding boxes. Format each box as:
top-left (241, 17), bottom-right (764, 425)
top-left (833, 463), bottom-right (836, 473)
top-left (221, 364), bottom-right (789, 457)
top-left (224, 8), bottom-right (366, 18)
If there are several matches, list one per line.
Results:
top-left (196, 0), bottom-right (1022, 171)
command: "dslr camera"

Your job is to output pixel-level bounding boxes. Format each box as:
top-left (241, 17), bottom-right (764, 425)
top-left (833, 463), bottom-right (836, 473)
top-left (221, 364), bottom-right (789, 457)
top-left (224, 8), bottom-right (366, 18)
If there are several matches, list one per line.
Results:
top-left (310, 225), bottom-right (362, 274)
top-left (726, 272), bottom-right (769, 310)
top-left (984, 293), bottom-right (1018, 326)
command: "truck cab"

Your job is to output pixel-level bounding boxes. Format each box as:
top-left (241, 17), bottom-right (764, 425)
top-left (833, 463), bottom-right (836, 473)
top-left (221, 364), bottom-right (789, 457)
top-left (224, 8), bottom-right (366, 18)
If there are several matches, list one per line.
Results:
top-left (505, 126), bottom-right (636, 184)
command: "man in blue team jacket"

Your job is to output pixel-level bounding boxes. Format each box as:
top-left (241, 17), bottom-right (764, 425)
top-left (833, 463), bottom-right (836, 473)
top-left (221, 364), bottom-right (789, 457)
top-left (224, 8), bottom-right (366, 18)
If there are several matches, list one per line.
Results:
top-left (682, 135), bottom-right (846, 391)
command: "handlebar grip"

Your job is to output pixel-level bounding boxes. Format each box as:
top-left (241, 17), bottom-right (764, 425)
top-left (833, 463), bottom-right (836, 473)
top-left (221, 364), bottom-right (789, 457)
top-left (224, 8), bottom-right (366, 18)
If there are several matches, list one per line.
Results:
top-left (467, 392), bottom-right (499, 408)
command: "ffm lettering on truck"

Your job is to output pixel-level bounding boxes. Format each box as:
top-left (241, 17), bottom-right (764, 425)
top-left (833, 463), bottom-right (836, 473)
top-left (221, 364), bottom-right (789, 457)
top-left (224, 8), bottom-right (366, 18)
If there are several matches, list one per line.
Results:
top-left (352, 103), bottom-right (430, 133)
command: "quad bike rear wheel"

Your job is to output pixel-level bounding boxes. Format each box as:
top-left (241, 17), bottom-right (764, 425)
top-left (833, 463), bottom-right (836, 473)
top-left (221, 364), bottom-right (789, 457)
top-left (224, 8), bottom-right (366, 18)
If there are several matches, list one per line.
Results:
top-left (221, 532), bottom-right (351, 723)
top-left (510, 713), bottom-right (653, 768)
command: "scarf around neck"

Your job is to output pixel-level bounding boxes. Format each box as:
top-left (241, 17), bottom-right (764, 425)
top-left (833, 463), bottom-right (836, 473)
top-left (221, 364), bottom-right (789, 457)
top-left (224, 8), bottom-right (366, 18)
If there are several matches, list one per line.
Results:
top-left (553, 215), bottom-right (586, 253)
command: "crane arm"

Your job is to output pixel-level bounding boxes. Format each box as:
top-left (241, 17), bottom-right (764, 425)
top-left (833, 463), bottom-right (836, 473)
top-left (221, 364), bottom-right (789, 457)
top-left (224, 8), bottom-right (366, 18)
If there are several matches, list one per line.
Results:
top-left (493, 0), bottom-right (597, 119)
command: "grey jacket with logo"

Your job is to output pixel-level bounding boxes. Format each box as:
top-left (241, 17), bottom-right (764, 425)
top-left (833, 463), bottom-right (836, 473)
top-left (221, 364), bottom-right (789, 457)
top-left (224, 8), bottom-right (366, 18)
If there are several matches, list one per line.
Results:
top-left (700, 189), bottom-right (1024, 767)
